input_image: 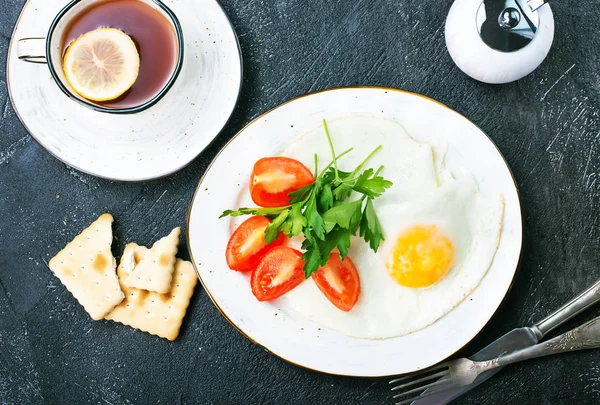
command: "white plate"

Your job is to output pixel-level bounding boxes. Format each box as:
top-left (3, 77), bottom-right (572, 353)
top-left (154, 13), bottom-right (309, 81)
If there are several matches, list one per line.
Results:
top-left (7, 0), bottom-right (242, 181)
top-left (187, 87), bottom-right (522, 377)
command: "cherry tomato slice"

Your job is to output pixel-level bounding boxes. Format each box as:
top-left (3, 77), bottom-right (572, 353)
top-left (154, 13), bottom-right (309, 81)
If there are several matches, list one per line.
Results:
top-left (226, 216), bottom-right (284, 272)
top-left (311, 253), bottom-right (361, 312)
top-left (251, 246), bottom-right (306, 301)
top-left (250, 157), bottom-right (314, 207)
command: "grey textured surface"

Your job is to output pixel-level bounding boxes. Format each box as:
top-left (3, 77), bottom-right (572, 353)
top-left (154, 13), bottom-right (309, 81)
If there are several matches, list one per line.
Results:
top-left (1, 0), bottom-right (600, 404)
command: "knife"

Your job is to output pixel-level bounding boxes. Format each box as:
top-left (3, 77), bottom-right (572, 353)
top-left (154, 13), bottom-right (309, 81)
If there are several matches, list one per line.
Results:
top-left (412, 279), bottom-right (600, 405)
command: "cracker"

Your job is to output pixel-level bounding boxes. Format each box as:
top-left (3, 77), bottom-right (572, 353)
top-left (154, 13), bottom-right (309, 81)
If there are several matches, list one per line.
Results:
top-left (121, 227), bottom-right (180, 293)
top-left (106, 243), bottom-right (198, 340)
top-left (48, 213), bottom-right (124, 320)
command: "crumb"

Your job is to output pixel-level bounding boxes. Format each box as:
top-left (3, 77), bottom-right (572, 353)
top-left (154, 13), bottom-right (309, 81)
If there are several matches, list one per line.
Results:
top-left (56, 195), bottom-right (60, 199)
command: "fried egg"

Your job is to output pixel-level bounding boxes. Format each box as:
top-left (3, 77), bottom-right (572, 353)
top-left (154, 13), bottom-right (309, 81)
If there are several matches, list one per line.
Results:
top-left (276, 117), bottom-right (504, 339)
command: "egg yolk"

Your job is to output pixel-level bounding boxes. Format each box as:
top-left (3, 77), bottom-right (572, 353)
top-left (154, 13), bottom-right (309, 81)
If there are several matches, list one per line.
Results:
top-left (386, 225), bottom-right (454, 288)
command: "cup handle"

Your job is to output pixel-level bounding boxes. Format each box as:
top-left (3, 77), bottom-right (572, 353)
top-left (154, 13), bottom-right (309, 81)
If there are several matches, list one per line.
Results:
top-left (17, 37), bottom-right (47, 64)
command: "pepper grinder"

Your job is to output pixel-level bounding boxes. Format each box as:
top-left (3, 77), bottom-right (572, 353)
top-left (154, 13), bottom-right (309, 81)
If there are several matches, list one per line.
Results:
top-left (445, 0), bottom-right (554, 84)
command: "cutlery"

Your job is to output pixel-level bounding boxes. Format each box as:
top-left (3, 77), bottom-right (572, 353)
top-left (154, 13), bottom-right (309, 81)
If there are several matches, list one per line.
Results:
top-left (390, 315), bottom-right (600, 404)
top-left (409, 278), bottom-right (600, 404)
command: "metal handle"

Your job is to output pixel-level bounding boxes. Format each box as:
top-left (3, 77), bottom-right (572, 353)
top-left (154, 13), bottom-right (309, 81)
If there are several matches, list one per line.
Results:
top-left (17, 37), bottom-right (47, 64)
top-left (532, 279), bottom-right (600, 338)
top-left (492, 317), bottom-right (600, 369)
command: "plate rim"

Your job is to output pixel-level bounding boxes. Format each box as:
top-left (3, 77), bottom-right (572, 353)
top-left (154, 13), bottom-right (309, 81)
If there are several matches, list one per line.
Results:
top-left (5, 0), bottom-right (244, 182)
top-left (186, 85), bottom-right (523, 377)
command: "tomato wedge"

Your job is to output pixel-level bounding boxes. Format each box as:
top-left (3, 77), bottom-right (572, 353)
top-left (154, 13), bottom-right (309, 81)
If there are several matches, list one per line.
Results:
top-left (251, 246), bottom-right (305, 301)
top-left (250, 157), bottom-right (314, 207)
top-left (311, 253), bottom-right (360, 312)
top-left (226, 216), bottom-right (284, 272)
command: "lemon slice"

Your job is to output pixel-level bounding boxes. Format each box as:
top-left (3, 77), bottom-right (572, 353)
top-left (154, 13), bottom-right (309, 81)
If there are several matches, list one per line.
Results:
top-left (63, 28), bottom-right (140, 102)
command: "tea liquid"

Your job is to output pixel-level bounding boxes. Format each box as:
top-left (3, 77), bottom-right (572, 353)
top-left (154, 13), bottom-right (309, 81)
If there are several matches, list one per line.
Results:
top-left (62, 0), bottom-right (178, 108)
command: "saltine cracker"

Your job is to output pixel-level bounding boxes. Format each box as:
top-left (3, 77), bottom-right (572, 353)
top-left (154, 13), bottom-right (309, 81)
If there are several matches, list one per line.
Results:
top-left (48, 213), bottom-right (124, 320)
top-left (122, 227), bottom-right (180, 293)
top-left (106, 243), bottom-right (197, 340)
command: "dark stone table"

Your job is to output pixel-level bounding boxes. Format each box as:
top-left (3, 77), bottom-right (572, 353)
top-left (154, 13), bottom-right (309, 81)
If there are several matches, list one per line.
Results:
top-left (2, 0), bottom-right (599, 404)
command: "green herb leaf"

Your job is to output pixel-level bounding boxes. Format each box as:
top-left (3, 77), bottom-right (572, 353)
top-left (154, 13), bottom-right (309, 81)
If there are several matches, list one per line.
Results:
top-left (353, 168), bottom-right (393, 198)
top-left (348, 201), bottom-right (363, 234)
top-left (332, 184), bottom-right (353, 202)
top-left (289, 183), bottom-right (314, 204)
top-left (318, 184), bottom-right (334, 212)
top-left (305, 189), bottom-right (325, 240)
top-left (219, 209), bottom-right (239, 218)
top-left (317, 226), bottom-right (351, 263)
top-left (280, 202), bottom-right (306, 237)
top-left (300, 236), bottom-right (312, 252)
top-left (359, 198), bottom-right (385, 252)
top-left (264, 209), bottom-right (289, 243)
top-left (220, 206), bottom-right (288, 218)
top-left (322, 167), bottom-right (352, 185)
top-left (322, 200), bottom-right (362, 232)
top-left (301, 232), bottom-right (322, 278)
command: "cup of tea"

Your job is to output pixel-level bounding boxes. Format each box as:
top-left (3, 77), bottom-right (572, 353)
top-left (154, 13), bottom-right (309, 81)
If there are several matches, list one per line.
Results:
top-left (17, 0), bottom-right (184, 114)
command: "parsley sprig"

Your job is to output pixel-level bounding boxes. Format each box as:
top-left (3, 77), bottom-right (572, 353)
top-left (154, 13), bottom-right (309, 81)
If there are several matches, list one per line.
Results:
top-left (220, 119), bottom-right (393, 278)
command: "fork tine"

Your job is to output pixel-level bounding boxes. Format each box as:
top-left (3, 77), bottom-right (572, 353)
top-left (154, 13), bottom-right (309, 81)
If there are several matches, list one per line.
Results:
top-left (393, 385), bottom-right (453, 405)
top-left (388, 364), bottom-right (448, 385)
top-left (389, 370), bottom-right (449, 392)
top-left (391, 378), bottom-right (451, 400)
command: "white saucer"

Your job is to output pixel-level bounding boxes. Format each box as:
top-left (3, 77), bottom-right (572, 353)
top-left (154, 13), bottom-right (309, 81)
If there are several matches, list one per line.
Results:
top-left (187, 87), bottom-right (523, 377)
top-left (7, 0), bottom-right (242, 181)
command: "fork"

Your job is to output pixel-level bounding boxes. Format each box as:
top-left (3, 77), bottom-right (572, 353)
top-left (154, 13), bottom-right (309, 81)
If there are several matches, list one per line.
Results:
top-left (390, 316), bottom-right (600, 404)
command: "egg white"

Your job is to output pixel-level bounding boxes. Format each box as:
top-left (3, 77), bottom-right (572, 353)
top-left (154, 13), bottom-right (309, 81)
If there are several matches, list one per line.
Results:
top-left (281, 177), bottom-right (503, 338)
top-left (278, 117), bottom-right (504, 339)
